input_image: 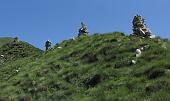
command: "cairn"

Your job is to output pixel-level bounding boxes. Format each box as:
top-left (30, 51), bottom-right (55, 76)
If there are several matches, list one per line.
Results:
top-left (132, 15), bottom-right (154, 38)
top-left (13, 37), bottom-right (19, 43)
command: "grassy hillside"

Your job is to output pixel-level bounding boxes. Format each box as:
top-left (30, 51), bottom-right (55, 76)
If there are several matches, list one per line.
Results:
top-left (0, 37), bottom-right (14, 47)
top-left (0, 32), bottom-right (170, 101)
top-left (0, 39), bottom-right (43, 65)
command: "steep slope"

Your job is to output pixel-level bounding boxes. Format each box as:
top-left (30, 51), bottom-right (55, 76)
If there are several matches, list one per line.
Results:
top-left (0, 41), bottom-right (43, 60)
top-left (0, 32), bottom-right (170, 101)
top-left (0, 40), bottom-right (43, 66)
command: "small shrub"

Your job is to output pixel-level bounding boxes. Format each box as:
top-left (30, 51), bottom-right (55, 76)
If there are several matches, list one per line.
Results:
top-left (145, 80), bottom-right (170, 93)
top-left (150, 91), bottom-right (170, 101)
top-left (62, 72), bottom-right (78, 83)
top-left (0, 97), bottom-right (10, 101)
top-left (115, 60), bottom-right (131, 68)
top-left (19, 96), bottom-right (32, 101)
top-left (58, 55), bottom-right (70, 61)
top-left (82, 53), bottom-right (98, 63)
top-left (145, 68), bottom-right (165, 79)
top-left (84, 74), bottom-right (104, 88)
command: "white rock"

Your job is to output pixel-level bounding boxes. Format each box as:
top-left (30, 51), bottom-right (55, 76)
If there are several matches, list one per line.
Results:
top-left (140, 47), bottom-right (144, 51)
top-left (149, 35), bottom-right (156, 39)
top-left (143, 45), bottom-right (150, 49)
top-left (144, 45), bottom-right (150, 48)
top-left (162, 43), bottom-right (167, 49)
top-left (131, 60), bottom-right (137, 64)
top-left (139, 28), bottom-right (146, 35)
top-left (167, 69), bottom-right (170, 72)
top-left (57, 47), bottom-right (62, 49)
top-left (136, 49), bottom-right (142, 54)
top-left (0, 55), bottom-right (4, 57)
top-left (136, 54), bottom-right (141, 58)
top-left (72, 37), bottom-right (75, 40)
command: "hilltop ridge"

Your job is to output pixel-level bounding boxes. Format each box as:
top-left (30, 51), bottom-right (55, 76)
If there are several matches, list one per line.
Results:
top-left (0, 37), bottom-right (14, 47)
top-left (0, 38), bottom-right (43, 66)
top-left (0, 32), bottom-right (170, 101)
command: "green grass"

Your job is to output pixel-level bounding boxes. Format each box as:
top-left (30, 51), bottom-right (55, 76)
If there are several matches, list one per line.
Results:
top-left (0, 32), bottom-right (170, 101)
top-left (0, 37), bottom-right (14, 47)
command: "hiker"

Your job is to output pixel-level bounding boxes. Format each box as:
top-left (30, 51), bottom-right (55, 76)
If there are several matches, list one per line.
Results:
top-left (78, 22), bottom-right (89, 37)
top-left (45, 40), bottom-right (52, 51)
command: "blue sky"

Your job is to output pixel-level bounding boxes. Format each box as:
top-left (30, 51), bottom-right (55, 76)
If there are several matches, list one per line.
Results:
top-left (0, 0), bottom-right (170, 49)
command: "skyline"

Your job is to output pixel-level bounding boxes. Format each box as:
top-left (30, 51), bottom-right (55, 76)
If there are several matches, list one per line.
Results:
top-left (0, 0), bottom-right (170, 49)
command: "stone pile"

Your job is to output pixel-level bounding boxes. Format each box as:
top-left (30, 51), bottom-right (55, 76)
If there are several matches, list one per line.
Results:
top-left (132, 15), bottom-right (155, 38)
